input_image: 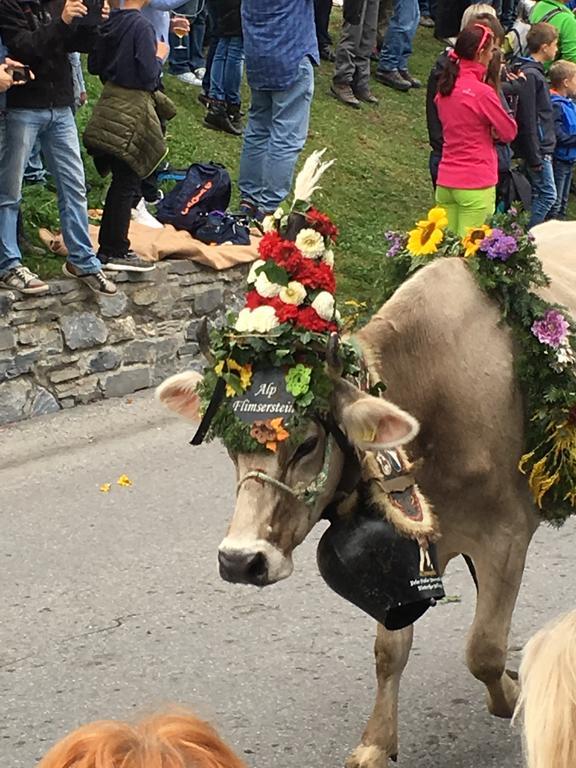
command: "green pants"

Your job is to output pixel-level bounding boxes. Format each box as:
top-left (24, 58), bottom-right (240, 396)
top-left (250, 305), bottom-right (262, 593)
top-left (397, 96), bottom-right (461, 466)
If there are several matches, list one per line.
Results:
top-left (435, 185), bottom-right (496, 237)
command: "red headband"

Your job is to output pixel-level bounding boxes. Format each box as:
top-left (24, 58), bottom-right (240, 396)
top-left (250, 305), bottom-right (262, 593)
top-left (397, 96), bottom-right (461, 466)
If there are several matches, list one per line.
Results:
top-left (473, 23), bottom-right (494, 54)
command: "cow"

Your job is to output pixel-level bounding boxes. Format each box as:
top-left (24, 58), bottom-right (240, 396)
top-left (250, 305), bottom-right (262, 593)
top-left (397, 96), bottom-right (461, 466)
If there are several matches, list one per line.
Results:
top-left (157, 219), bottom-right (575, 768)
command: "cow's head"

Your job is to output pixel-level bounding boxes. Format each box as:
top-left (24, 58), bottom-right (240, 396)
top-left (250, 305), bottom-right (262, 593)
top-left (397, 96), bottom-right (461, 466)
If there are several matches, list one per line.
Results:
top-left (157, 370), bottom-right (419, 587)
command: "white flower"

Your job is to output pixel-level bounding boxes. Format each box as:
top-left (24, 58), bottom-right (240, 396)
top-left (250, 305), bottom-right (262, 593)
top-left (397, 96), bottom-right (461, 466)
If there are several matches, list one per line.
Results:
top-left (262, 215), bottom-right (276, 233)
top-left (247, 259), bottom-right (266, 284)
top-left (255, 271), bottom-right (281, 298)
top-left (323, 249), bottom-right (335, 268)
top-left (279, 280), bottom-right (306, 306)
top-left (295, 228), bottom-right (325, 259)
top-left (273, 207), bottom-right (284, 220)
top-left (234, 306), bottom-right (279, 334)
top-left (311, 291), bottom-right (335, 322)
top-left (335, 309), bottom-right (342, 324)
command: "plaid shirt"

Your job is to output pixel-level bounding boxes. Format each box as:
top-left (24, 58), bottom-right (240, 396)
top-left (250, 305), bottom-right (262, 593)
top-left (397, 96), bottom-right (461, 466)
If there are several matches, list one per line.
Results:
top-left (241, 0), bottom-right (318, 91)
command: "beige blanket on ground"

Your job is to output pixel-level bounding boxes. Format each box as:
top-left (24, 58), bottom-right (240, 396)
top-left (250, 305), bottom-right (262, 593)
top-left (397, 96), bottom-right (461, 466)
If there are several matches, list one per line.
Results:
top-left (87, 221), bottom-right (259, 271)
top-left (533, 221), bottom-right (576, 317)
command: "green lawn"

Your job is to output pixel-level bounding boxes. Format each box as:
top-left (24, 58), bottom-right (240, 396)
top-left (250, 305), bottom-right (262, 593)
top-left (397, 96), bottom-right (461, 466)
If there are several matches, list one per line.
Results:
top-left (21, 25), bottom-right (443, 309)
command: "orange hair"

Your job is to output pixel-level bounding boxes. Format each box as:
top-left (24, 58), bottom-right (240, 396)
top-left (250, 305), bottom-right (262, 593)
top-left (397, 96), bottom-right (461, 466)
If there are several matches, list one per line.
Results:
top-left (37, 709), bottom-right (248, 768)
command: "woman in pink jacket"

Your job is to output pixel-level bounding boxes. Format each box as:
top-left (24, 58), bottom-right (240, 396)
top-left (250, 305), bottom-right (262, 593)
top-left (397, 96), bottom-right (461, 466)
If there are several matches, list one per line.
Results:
top-left (435, 23), bottom-right (518, 235)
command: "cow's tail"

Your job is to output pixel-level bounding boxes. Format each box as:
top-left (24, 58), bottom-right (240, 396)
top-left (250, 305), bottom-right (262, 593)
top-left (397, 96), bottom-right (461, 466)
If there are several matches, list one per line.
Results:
top-left (514, 610), bottom-right (576, 768)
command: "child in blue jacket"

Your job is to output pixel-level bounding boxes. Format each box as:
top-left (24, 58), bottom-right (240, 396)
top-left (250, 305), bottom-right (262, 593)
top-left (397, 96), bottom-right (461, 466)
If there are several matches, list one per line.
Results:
top-left (549, 59), bottom-right (576, 219)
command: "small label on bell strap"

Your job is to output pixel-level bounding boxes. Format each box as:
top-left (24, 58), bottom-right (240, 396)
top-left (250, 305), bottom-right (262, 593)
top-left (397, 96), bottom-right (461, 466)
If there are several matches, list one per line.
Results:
top-left (190, 377), bottom-right (226, 446)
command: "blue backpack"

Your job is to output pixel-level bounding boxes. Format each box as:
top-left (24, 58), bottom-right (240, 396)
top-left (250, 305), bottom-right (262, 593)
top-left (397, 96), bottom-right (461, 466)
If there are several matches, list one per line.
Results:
top-left (156, 162), bottom-right (232, 233)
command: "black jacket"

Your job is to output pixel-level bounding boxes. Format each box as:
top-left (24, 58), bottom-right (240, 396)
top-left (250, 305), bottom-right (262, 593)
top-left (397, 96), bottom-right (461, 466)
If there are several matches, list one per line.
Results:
top-left (0, 0), bottom-right (97, 109)
top-left (211, 0), bottom-right (241, 37)
top-left (88, 9), bottom-right (161, 92)
top-left (514, 58), bottom-right (556, 166)
top-left (426, 49), bottom-right (446, 155)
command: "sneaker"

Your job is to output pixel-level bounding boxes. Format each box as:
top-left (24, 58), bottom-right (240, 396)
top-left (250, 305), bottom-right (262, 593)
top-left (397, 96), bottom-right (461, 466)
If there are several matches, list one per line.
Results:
top-left (62, 262), bottom-right (117, 295)
top-left (419, 15), bottom-right (435, 27)
top-left (0, 264), bottom-right (50, 295)
top-left (330, 82), bottom-right (362, 109)
top-left (399, 69), bottom-right (422, 88)
top-left (354, 89), bottom-right (379, 105)
top-left (193, 67), bottom-right (206, 80)
top-left (374, 69), bottom-right (411, 92)
top-left (131, 198), bottom-right (163, 229)
top-left (175, 72), bottom-right (202, 87)
top-left (99, 251), bottom-right (156, 273)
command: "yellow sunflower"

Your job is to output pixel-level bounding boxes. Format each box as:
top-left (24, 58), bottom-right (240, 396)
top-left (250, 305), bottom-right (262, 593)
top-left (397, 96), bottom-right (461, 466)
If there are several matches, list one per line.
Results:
top-left (461, 225), bottom-right (492, 258)
top-left (407, 207), bottom-right (448, 256)
top-left (214, 359), bottom-right (253, 396)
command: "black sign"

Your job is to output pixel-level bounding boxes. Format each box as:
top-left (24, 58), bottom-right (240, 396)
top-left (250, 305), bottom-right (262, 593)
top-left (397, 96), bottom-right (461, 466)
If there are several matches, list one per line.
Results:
top-left (231, 368), bottom-right (295, 423)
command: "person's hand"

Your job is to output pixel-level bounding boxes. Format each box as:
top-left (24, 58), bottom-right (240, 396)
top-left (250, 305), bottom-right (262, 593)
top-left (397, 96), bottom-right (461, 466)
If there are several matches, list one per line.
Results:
top-left (0, 63), bottom-right (13, 92)
top-left (156, 41), bottom-right (170, 59)
top-left (530, 164), bottom-right (543, 173)
top-left (507, 69), bottom-right (526, 82)
top-left (101, 0), bottom-right (109, 21)
top-left (79, 91), bottom-right (88, 105)
top-left (170, 15), bottom-right (190, 33)
top-left (61, 0), bottom-right (88, 24)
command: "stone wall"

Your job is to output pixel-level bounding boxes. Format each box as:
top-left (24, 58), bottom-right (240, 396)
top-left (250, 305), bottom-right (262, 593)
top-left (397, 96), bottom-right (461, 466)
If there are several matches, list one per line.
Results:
top-left (0, 261), bottom-right (247, 425)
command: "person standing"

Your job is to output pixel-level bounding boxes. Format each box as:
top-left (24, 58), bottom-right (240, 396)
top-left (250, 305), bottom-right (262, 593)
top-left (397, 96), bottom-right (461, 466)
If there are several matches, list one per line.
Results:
top-left (0, 0), bottom-right (116, 296)
top-left (434, 24), bottom-right (518, 235)
top-left (238, 0), bottom-right (318, 220)
top-left (549, 59), bottom-right (576, 218)
top-left (331, 0), bottom-right (380, 107)
top-left (374, 0), bottom-right (421, 91)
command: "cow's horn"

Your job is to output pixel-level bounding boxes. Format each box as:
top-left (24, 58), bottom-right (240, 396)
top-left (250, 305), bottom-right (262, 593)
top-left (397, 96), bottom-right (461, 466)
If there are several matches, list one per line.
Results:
top-left (326, 332), bottom-right (343, 376)
top-left (197, 317), bottom-right (215, 364)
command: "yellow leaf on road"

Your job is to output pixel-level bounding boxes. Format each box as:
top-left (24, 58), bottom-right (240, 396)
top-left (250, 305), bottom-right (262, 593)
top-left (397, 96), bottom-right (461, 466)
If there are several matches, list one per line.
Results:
top-left (99, 483), bottom-right (111, 493)
top-left (117, 474), bottom-right (133, 488)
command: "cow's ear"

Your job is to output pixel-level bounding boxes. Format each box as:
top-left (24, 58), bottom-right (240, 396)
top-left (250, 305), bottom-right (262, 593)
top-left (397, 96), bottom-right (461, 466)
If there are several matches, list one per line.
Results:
top-left (334, 379), bottom-right (419, 450)
top-left (156, 371), bottom-right (203, 421)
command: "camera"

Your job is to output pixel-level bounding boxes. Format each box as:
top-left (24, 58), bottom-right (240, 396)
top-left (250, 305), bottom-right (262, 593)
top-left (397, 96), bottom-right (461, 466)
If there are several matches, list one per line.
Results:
top-left (7, 64), bottom-right (31, 83)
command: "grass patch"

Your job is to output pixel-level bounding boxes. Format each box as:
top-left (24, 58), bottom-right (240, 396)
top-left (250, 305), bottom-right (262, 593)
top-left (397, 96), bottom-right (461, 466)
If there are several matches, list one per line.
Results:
top-left (21, 26), bottom-right (444, 309)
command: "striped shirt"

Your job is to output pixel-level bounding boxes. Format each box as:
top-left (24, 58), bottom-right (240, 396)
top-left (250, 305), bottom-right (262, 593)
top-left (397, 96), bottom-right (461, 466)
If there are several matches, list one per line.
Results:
top-left (241, 0), bottom-right (318, 91)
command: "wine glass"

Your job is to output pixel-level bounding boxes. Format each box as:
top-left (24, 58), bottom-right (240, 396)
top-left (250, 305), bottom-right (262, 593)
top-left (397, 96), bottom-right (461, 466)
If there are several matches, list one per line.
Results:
top-left (172, 15), bottom-right (189, 50)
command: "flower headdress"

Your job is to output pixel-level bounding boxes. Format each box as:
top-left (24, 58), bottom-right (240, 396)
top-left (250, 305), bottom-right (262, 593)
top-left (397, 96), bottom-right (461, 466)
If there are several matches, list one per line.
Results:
top-left (196, 150), bottom-right (360, 454)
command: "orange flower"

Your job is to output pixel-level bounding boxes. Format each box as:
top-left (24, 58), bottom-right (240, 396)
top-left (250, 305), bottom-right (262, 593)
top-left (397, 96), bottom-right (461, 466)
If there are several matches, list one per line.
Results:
top-left (250, 418), bottom-right (290, 452)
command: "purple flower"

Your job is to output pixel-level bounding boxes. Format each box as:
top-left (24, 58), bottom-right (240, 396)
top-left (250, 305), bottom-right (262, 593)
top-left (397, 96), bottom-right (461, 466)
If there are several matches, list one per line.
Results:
top-left (479, 228), bottom-right (518, 261)
top-left (384, 230), bottom-right (407, 259)
top-left (531, 310), bottom-right (570, 349)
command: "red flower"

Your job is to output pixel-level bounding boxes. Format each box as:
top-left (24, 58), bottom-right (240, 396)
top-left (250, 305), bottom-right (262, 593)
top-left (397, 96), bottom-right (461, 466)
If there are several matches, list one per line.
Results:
top-left (307, 208), bottom-right (339, 242)
top-left (296, 306), bottom-right (337, 334)
top-left (273, 241), bottom-right (305, 273)
top-left (245, 290), bottom-right (268, 309)
top-left (270, 297), bottom-right (299, 323)
top-left (258, 231), bottom-right (283, 260)
top-left (294, 260), bottom-right (336, 293)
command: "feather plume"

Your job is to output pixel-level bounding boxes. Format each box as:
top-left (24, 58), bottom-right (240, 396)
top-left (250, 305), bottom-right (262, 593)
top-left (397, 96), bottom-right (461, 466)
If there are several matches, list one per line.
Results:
top-left (293, 149), bottom-right (335, 205)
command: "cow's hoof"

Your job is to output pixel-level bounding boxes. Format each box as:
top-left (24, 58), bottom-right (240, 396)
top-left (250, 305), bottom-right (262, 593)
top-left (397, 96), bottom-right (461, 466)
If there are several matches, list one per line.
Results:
top-left (345, 745), bottom-right (390, 768)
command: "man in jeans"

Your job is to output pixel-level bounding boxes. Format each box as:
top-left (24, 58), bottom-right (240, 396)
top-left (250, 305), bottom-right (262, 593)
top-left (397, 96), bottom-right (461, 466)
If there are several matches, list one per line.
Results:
top-left (375, 0), bottom-right (421, 91)
top-left (0, 0), bottom-right (116, 296)
top-left (238, 0), bottom-right (318, 219)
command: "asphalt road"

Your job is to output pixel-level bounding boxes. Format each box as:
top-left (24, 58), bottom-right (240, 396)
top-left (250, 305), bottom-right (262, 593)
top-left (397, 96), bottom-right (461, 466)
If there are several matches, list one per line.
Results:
top-left (1, 393), bottom-right (574, 768)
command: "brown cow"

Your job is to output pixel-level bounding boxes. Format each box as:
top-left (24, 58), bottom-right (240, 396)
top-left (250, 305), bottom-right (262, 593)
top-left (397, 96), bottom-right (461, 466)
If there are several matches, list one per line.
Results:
top-left (157, 220), bottom-right (571, 768)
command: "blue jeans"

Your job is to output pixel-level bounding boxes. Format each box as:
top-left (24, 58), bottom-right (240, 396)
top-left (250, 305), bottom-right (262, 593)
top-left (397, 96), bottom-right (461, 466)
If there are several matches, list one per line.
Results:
top-left (23, 140), bottom-right (48, 184)
top-left (239, 57), bottom-right (314, 212)
top-left (209, 36), bottom-right (244, 103)
top-left (550, 158), bottom-right (575, 219)
top-left (378, 0), bottom-right (420, 72)
top-left (527, 155), bottom-right (557, 227)
top-left (168, 3), bottom-right (206, 74)
top-left (0, 108), bottom-right (101, 275)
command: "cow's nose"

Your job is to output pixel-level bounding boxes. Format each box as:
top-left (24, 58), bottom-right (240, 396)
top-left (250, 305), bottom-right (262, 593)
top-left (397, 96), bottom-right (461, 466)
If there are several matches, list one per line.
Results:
top-left (218, 549), bottom-right (268, 585)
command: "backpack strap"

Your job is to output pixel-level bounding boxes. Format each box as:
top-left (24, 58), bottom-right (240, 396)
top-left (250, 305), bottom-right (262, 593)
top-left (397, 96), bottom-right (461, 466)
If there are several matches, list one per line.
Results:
top-left (539, 7), bottom-right (565, 23)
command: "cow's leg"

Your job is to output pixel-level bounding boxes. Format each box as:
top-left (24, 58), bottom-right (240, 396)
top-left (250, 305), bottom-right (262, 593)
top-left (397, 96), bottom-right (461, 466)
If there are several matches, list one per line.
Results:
top-left (345, 623), bottom-right (413, 768)
top-left (465, 521), bottom-right (534, 718)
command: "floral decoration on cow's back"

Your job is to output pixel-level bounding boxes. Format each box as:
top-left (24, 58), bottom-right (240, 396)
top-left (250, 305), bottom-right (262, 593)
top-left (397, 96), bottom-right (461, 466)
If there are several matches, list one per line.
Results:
top-left (380, 206), bottom-right (576, 524)
top-left (198, 203), bottom-right (360, 454)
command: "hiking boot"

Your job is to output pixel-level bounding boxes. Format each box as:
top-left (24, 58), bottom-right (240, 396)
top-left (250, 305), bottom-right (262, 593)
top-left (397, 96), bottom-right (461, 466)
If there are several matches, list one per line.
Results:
top-left (198, 91), bottom-right (211, 108)
top-left (330, 82), bottom-right (361, 109)
top-left (399, 69), bottom-right (422, 88)
top-left (227, 102), bottom-right (243, 130)
top-left (374, 68), bottom-right (411, 92)
top-left (99, 251), bottom-right (156, 273)
top-left (204, 100), bottom-right (242, 136)
top-left (0, 264), bottom-right (50, 295)
top-left (62, 262), bottom-right (117, 295)
top-left (320, 46), bottom-right (336, 62)
top-left (354, 89), bottom-right (379, 105)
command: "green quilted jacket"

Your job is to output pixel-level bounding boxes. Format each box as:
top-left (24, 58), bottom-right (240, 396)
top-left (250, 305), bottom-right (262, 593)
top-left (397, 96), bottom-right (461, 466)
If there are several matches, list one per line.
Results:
top-left (83, 82), bottom-right (177, 179)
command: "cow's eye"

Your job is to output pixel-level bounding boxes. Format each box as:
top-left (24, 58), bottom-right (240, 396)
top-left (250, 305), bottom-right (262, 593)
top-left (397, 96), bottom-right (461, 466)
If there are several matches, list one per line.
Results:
top-left (290, 437), bottom-right (319, 464)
